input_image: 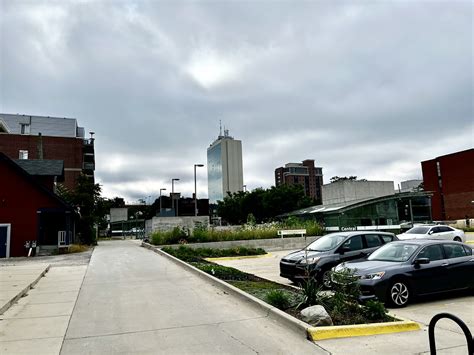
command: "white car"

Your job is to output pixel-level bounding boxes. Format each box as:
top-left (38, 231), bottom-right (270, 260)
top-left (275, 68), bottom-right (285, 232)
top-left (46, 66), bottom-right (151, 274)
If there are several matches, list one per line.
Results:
top-left (398, 225), bottom-right (466, 242)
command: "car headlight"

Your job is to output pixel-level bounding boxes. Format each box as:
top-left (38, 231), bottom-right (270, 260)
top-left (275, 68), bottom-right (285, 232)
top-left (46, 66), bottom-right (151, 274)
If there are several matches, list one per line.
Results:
top-left (360, 272), bottom-right (385, 280)
top-left (298, 257), bottom-right (321, 265)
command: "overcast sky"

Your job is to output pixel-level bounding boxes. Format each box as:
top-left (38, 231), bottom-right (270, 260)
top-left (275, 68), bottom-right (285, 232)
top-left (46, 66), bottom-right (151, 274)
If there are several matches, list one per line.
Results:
top-left (1, 0), bottom-right (472, 203)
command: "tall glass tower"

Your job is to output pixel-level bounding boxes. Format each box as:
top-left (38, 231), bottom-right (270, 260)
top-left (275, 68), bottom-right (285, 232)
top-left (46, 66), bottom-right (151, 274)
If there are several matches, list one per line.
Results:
top-left (207, 129), bottom-right (243, 204)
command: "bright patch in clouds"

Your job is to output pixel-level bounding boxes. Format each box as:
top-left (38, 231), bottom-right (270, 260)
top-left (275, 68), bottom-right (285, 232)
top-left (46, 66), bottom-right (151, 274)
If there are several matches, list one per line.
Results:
top-left (186, 48), bottom-right (241, 89)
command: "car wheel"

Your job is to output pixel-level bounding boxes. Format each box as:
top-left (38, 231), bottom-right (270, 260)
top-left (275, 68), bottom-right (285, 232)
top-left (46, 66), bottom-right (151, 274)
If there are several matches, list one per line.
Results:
top-left (453, 237), bottom-right (462, 242)
top-left (318, 269), bottom-right (332, 289)
top-left (388, 280), bottom-right (410, 307)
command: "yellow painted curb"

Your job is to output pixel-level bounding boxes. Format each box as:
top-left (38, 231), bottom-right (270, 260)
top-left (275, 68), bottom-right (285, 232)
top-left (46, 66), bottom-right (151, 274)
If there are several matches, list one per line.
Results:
top-left (307, 319), bottom-right (420, 341)
top-left (466, 241), bottom-right (474, 244)
top-left (205, 253), bottom-right (272, 262)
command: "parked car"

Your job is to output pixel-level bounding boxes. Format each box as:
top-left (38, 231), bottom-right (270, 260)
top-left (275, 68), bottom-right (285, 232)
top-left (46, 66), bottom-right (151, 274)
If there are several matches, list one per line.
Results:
top-left (332, 240), bottom-right (474, 307)
top-left (279, 231), bottom-right (398, 287)
top-left (398, 225), bottom-right (465, 242)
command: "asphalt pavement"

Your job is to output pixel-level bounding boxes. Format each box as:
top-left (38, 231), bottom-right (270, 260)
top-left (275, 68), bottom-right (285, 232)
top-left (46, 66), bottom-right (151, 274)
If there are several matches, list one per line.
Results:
top-left (61, 240), bottom-right (327, 354)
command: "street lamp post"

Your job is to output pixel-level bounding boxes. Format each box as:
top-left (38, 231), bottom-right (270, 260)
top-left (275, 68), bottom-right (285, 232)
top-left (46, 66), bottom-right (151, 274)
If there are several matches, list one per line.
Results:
top-left (194, 164), bottom-right (204, 216)
top-left (171, 178), bottom-right (180, 216)
top-left (159, 188), bottom-right (166, 215)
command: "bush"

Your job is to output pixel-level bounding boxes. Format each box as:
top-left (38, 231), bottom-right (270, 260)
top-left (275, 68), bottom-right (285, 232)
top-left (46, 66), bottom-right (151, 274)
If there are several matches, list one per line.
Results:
top-left (194, 263), bottom-right (251, 281)
top-left (162, 246), bottom-right (267, 261)
top-left (265, 290), bottom-right (291, 310)
top-left (362, 300), bottom-right (388, 321)
top-left (150, 220), bottom-right (324, 245)
top-left (305, 266), bottom-right (390, 325)
top-left (298, 278), bottom-right (324, 309)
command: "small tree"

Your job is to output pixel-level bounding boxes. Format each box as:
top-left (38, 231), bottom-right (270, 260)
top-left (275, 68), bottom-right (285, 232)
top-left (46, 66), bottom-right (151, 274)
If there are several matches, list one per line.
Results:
top-left (57, 174), bottom-right (101, 244)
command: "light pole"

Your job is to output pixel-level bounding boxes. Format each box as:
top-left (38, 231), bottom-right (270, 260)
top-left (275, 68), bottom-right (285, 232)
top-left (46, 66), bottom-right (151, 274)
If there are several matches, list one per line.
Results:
top-left (159, 188), bottom-right (166, 215)
top-left (194, 164), bottom-right (204, 216)
top-left (171, 178), bottom-right (180, 216)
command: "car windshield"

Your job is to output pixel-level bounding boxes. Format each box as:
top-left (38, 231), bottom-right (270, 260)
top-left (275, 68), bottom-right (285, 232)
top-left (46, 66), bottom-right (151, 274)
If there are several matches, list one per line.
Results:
top-left (368, 243), bottom-right (419, 262)
top-left (406, 226), bottom-right (431, 234)
top-left (307, 234), bottom-right (347, 251)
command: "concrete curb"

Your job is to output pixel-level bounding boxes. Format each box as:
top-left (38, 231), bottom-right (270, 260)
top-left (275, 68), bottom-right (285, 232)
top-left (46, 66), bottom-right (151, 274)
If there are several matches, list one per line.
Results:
top-left (307, 316), bottom-right (421, 341)
top-left (204, 253), bottom-right (273, 262)
top-left (141, 242), bottom-right (310, 339)
top-left (0, 264), bottom-right (51, 315)
top-left (142, 242), bottom-right (422, 342)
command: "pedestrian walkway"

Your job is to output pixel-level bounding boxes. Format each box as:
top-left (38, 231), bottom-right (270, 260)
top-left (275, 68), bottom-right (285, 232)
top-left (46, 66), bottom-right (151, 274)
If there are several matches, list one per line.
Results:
top-left (0, 263), bottom-right (50, 314)
top-left (0, 265), bottom-right (87, 354)
top-left (61, 240), bottom-right (327, 354)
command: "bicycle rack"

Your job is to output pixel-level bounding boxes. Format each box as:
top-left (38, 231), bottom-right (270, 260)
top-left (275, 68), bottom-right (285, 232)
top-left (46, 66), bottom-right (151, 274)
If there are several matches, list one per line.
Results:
top-left (429, 312), bottom-right (473, 355)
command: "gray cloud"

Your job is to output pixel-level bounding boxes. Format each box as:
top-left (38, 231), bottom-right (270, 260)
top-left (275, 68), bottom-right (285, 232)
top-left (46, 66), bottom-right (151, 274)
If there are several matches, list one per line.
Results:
top-left (1, 0), bottom-right (472, 203)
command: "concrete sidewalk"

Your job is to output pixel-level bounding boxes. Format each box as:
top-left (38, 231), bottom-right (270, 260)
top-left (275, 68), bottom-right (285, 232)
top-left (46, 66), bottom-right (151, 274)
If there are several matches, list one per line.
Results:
top-left (0, 265), bottom-right (88, 354)
top-left (0, 263), bottom-right (50, 314)
top-left (61, 240), bottom-right (327, 354)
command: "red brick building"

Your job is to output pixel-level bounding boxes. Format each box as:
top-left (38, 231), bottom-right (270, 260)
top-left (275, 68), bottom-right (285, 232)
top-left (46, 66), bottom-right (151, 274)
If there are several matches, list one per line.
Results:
top-left (0, 114), bottom-right (95, 190)
top-left (421, 149), bottom-right (474, 220)
top-left (0, 153), bottom-right (74, 257)
top-left (275, 159), bottom-right (323, 204)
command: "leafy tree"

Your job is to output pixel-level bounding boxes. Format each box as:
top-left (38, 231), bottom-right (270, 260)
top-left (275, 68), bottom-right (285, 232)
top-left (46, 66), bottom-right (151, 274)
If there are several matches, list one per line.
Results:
top-left (216, 184), bottom-right (315, 224)
top-left (57, 174), bottom-right (101, 244)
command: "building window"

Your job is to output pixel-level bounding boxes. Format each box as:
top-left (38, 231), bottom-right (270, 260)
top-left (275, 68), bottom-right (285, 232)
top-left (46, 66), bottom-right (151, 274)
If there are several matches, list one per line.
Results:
top-left (20, 124), bottom-right (30, 134)
top-left (19, 150), bottom-right (28, 159)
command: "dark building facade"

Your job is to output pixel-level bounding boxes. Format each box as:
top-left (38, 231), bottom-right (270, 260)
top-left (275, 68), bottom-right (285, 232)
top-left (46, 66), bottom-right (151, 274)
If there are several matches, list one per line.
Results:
top-left (275, 159), bottom-right (323, 204)
top-left (421, 149), bottom-right (474, 220)
top-left (0, 114), bottom-right (95, 190)
top-left (0, 153), bottom-right (74, 257)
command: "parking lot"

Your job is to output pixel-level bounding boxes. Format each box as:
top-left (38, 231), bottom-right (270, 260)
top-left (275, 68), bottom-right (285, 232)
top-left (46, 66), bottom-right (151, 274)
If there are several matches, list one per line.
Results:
top-left (213, 237), bottom-right (474, 354)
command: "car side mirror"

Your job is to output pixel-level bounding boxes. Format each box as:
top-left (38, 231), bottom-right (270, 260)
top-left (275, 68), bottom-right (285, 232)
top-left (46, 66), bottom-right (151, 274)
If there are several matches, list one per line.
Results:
top-left (339, 246), bottom-right (351, 254)
top-left (414, 258), bottom-right (430, 265)
top-left (428, 230), bottom-right (434, 235)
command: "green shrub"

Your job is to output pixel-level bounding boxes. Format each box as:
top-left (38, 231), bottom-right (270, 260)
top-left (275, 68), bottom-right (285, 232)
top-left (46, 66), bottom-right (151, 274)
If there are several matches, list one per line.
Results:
top-left (194, 263), bottom-right (251, 281)
top-left (362, 300), bottom-right (389, 321)
top-left (265, 290), bottom-right (291, 310)
top-left (150, 220), bottom-right (324, 246)
top-left (161, 246), bottom-right (267, 260)
top-left (298, 278), bottom-right (323, 309)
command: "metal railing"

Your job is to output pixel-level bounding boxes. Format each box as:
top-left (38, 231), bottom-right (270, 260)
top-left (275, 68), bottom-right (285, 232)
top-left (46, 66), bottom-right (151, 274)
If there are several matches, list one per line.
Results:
top-left (429, 313), bottom-right (473, 355)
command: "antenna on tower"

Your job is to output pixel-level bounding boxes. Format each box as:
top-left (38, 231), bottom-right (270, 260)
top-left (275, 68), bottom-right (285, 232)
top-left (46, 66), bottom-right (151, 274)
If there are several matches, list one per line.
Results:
top-left (219, 120), bottom-right (222, 137)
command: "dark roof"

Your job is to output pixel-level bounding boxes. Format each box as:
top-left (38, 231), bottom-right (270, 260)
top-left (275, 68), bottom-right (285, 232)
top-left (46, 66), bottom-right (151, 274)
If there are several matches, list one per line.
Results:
top-left (0, 153), bottom-right (73, 211)
top-left (15, 159), bottom-right (64, 177)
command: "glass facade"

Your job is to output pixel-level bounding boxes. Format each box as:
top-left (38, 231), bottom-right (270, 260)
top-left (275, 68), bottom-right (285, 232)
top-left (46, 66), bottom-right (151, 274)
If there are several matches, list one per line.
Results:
top-left (207, 143), bottom-right (223, 203)
top-left (297, 194), bottom-right (432, 230)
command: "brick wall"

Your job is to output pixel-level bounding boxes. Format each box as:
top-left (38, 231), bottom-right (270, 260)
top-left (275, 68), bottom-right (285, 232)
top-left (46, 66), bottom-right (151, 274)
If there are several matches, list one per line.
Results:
top-left (0, 134), bottom-right (84, 189)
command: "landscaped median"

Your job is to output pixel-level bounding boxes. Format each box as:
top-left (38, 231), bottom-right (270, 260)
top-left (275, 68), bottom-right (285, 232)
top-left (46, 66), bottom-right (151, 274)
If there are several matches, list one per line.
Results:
top-left (141, 242), bottom-right (421, 341)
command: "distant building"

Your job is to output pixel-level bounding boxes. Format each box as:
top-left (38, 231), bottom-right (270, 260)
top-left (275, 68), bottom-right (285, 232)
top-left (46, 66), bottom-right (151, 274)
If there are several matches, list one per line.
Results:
top-left (275, 159), bottom-right (323, 204)
top-left (322, 180), bottom-right (394, 205)
top-left (0, 153), bottom-right (75, 257)
top-left (0, 113), bottom-right (95, 190)
top-left (280, 191), bottom-right (432, 232)
top-left (398, 179), bottom-right (423, 193)
top-left (421, 149), bottom-right (474, 220)
top-left (207, 129), bottom-right (243, 204)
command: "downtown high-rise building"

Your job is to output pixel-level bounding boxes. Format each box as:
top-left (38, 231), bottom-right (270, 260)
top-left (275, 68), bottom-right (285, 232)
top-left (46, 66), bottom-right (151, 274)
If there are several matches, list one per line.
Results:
top-left (275, 159), bottom-right (323, 205)
top-left (207, 129), bottom-right (243, 204)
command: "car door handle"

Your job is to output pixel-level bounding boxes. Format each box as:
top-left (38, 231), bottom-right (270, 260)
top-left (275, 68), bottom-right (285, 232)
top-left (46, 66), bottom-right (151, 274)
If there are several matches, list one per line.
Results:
top-left (441, 263), bottom-right (449, 266)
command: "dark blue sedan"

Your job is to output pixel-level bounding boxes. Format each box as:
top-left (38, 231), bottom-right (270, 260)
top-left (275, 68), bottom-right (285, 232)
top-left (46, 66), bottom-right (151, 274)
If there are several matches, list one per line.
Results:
top-left (332, 240), bottom-right (474, 307)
